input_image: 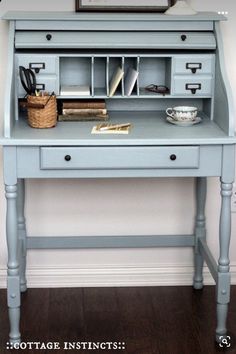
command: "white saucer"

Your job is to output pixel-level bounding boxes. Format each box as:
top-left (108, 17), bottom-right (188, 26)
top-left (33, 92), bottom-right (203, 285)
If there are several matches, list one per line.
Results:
top-left (166, 116), bottom-right (202, 127)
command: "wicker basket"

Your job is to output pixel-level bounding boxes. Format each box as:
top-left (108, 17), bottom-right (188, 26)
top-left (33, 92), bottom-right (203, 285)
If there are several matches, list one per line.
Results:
top-left (27, 94), bottom-right (57, 128)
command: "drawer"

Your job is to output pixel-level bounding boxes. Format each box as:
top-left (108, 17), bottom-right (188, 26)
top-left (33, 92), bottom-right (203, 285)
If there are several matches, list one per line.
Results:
top-left (172, 76), bottom-right (213, 96)
top-left (40, 146), bottom-right (200, 170)
top-left (16, 54), bottom-right (58, 75)
top-left (15, 31), bottom-right (216, 49)
top-left (17, 76), bottom-right (58, 97)
top-left (173, 55), bottom-right (215, 75)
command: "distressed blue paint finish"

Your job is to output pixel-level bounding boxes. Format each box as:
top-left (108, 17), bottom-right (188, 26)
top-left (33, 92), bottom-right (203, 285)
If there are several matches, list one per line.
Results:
top-left (1, 11), bottom-right (236, 344)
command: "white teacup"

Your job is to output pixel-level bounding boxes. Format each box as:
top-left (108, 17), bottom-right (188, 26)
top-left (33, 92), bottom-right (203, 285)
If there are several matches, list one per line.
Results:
top-left (166, 106), bottom-right (198, 122)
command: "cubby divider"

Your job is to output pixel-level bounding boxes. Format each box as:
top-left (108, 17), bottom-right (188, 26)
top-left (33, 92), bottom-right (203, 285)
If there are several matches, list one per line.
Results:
top-left (121, 56), bottom-right (125, 97)
top-left (106, 57), bottom-right (109, 97)
top-left (136, 56), bottom-right (140, 96)
top-left (91, 56), bottom-right (95, 97)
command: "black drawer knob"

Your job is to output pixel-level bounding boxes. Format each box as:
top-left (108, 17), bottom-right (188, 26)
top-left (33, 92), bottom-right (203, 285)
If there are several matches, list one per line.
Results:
top-left (170, 154), bottom-right (177, 161)
top-left (181, 34), bottom-right (187, 41)
top-left (46, 34), bottom-right (52, 41)
top-left (64, 155), bottom-right (71, 161)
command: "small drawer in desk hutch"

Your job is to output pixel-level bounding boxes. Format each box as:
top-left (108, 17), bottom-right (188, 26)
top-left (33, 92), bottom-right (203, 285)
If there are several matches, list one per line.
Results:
top-left (40, 146), bottom-right (200, 170)
top-left (173, 55), bottom-right (214, 75)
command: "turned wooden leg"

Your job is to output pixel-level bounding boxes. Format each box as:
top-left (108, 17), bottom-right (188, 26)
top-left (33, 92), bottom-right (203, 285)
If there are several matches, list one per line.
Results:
top-left (215, 181), bottom-right (232, 343)
top-left (5, 184), bottom-right (21, 344)
top-left (193, 177), bottom-right (207, 290)
top-left (17, 179), bottom-right (27, 292)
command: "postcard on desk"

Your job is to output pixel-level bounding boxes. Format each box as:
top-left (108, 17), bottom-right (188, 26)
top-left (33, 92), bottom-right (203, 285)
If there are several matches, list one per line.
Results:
top-left (91, 122), bottom-right (131, 134)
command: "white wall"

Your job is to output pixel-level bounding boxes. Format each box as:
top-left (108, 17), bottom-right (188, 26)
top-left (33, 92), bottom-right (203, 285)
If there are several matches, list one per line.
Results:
top-left (0, 0), bottom-right (235, 288)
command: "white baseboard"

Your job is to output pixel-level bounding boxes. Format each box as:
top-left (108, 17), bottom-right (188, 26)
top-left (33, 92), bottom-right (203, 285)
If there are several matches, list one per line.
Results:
top-left (1, 263), bottom-right (236, 288)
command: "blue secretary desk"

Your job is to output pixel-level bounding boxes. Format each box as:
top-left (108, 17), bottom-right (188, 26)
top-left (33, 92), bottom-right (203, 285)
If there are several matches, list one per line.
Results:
top-left (1, 11), bottom-right (236, 344)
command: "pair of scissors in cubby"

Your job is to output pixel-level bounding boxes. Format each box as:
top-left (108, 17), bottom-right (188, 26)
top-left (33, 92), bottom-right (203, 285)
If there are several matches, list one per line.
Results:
top-left (19, 66), bottom-right (37, 95)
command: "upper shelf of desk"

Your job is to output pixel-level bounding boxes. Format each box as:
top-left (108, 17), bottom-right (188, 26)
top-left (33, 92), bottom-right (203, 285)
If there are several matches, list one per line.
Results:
top-left (2, 11), bottom-right (226, 31)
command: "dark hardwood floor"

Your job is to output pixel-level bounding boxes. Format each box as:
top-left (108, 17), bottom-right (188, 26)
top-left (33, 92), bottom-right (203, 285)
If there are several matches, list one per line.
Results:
top-left (0, 286), bottom-right (236, 353)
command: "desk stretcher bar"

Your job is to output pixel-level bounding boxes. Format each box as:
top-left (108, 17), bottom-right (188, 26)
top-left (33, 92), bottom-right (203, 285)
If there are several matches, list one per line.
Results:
top-left (26, 234), bottom-right (195, 249)
top-left (27, 235), bottom-right (219, 284)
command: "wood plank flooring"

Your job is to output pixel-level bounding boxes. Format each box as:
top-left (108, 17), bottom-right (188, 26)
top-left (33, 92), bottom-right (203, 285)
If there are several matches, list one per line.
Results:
top-left (0, 286), bottom-right (236, 353)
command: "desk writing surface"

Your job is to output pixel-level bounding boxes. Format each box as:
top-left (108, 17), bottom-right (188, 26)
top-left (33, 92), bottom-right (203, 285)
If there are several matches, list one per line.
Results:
top-left (3, 111), bottom-right (234, 146)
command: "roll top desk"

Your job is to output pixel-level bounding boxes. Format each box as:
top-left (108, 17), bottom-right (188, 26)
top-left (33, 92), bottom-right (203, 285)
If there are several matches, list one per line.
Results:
top-left (1, 11), bottom-right (235, 345)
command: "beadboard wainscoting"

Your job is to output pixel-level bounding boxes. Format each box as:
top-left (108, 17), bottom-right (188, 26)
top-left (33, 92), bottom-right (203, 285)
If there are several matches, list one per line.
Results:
top-left (1, 263), bottom-right (236, 288)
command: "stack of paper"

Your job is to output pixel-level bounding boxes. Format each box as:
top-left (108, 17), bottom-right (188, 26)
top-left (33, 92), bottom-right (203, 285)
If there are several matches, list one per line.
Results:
top-left (60, 85), bottom-right (90, 96)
